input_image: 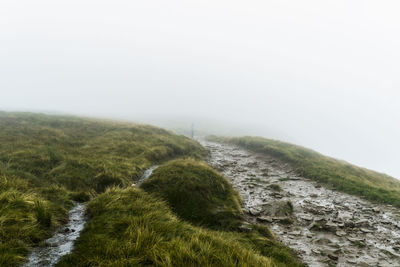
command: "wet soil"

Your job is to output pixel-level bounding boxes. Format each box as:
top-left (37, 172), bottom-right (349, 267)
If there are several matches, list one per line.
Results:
top-left (24, 203), bottom-right (87, 267)
top-left (202, 140), bottom-right (400, 267)
top-left (136, 165), bottom-right (158, 185)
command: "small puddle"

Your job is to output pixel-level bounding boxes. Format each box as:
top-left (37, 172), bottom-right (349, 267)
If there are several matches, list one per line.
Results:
top-left (24, 203), bottom-right (87, 267)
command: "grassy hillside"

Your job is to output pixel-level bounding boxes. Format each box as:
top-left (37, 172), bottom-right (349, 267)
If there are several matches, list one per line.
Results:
top-left (209, 136), bottom-right (400, 207)
top-left (57, 187), bottom-right (303, 267)
top-left (141, 159), bottom-right (243, 230)
top-left (0, 112), bottom-right (206, 266)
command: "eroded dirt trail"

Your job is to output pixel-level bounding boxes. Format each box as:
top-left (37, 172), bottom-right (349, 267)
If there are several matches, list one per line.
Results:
top-left (202, 140), bottom-right (400, 267)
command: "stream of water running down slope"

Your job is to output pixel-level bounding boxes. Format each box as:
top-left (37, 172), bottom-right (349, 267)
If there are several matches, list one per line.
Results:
top-left (201, 140), bottom-right (400, 267)
top-left (24, 166), bottom-right (158, 267)
top-left (24, 203), bottom-right (87, 267)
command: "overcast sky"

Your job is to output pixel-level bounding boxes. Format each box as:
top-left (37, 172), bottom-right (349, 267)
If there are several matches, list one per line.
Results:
top-left (1, 0), bottom-right (399, 178)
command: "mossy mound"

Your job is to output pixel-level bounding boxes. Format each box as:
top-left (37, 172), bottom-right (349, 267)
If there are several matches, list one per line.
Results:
top-left (57, 187), bottom-right (303, 267)
top-left (0, 112), bottom-right (206, 266)
top-left (141, 159), bottom-right (243, 230)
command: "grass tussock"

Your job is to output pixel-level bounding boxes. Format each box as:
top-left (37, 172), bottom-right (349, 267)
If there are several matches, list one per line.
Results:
top-left (0, 112), bottom-right (206, 266)
top-left (141, 159), bottom-right (243, 230)
top-left (57, 187), bottom-right (303, 267)
top-left (208, 136), bottom-right (400, 207)
top-left (34, 200), bottom-right (52, 227)
top-left (0, 173), bottom-right (71, 266)
top-left (269, 184), bottom-right (282, 192)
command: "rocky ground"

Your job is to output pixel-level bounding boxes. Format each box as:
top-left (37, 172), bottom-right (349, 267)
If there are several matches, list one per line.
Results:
top-left (201, 140), bottom-right (400, 267)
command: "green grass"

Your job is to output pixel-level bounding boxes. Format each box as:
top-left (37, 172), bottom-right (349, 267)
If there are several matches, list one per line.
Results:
top-left (1, 112), bottom-right (303, 266)
top-left (57, 187), bottom-right (303, 267)
top-left (139, 159), bottom-right (303, 266)
top-left (269, 184), bottom-right (282, 192)
top-left (208, 136), bottom-right (400, 207)
top-left (0, 171), bottom-right (72, 266)
top-left (141, 159), bottom-right (243, 230)
top-left (0, 111), bottom-right (206, 266)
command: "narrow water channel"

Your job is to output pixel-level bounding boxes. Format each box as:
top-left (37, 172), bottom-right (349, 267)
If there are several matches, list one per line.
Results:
top-left (24, 166), bottom-right (158, 267)
top-left (24, 203), bottom-right (87, 267)
top-left (136, 165), bottom-right (158, 185)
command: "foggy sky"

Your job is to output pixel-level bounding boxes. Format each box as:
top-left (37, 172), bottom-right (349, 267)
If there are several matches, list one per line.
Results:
top-left (1, 1), bottom-right (400, 178)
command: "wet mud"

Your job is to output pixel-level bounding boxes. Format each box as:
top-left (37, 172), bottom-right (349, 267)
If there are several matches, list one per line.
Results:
top-left (202, 140), bottom-right (400, 267)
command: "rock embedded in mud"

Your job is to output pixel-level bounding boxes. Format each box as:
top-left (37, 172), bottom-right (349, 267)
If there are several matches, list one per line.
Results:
top-left (344, 221), bottom-right (356, 228)
top-left (336, 230), bottom-right (346, 237)
top-left (311, 249), bottom-right (320, 254)
top-left (290, 230), bottom-right (301, 236)
top-left (248, 209), bottom-right (261, 216)
top-left (347, 237), bottom-right (363, 242)
top-left (324, 221), bottom-right (338, 232)
top-left (260, 200), bottom-right (294, 217)
top-left (347, 259), bottom-right (358, 264)
top-left (257, 216), bottom-right (273, 223)
top-left (360, 228), bottom-right (373, 233)
top-left (299, 215), bottom-right (313, 221)
top-left (355, 219), bottom-right (369, 226)
top-left (270, 192), bottom-right (284, 199)
top-left (327, 253), bottom-right (339, 261)
top-left (275, 217), bottom-right (294, 225)
top-left (372, 207), bottom-right (380, 213)
top-left (315, 237), bottom-right (334, 245)
top-left (336, 222), bottom-right (345, 228)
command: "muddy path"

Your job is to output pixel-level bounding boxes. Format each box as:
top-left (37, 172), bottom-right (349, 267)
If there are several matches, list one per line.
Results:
top-left (201, 140), bottom-right (400, 267)
top-left (24, 203), bottom-right (87, 267)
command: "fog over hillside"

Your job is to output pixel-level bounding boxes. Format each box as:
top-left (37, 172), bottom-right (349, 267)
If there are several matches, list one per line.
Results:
top-left (1, 0), bottom-right (399, 178)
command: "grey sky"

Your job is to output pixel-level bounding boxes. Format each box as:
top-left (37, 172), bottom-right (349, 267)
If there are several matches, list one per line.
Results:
top-left (1, 0), bottom-right (399, 178)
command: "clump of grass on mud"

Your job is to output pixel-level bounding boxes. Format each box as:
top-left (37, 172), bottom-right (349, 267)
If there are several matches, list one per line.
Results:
top-left (57, 187), bottom-right (303, 267)
top-left (141, 159), bottom-right (243, 230)
top-left (208, 136), bottom-right (400, 207)
top-left (269, 184), bottom-right (282, 192)
top-left (0, 111), bottom-right (206, 266)
top-left (139, 159), bottom-right (303, 266)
